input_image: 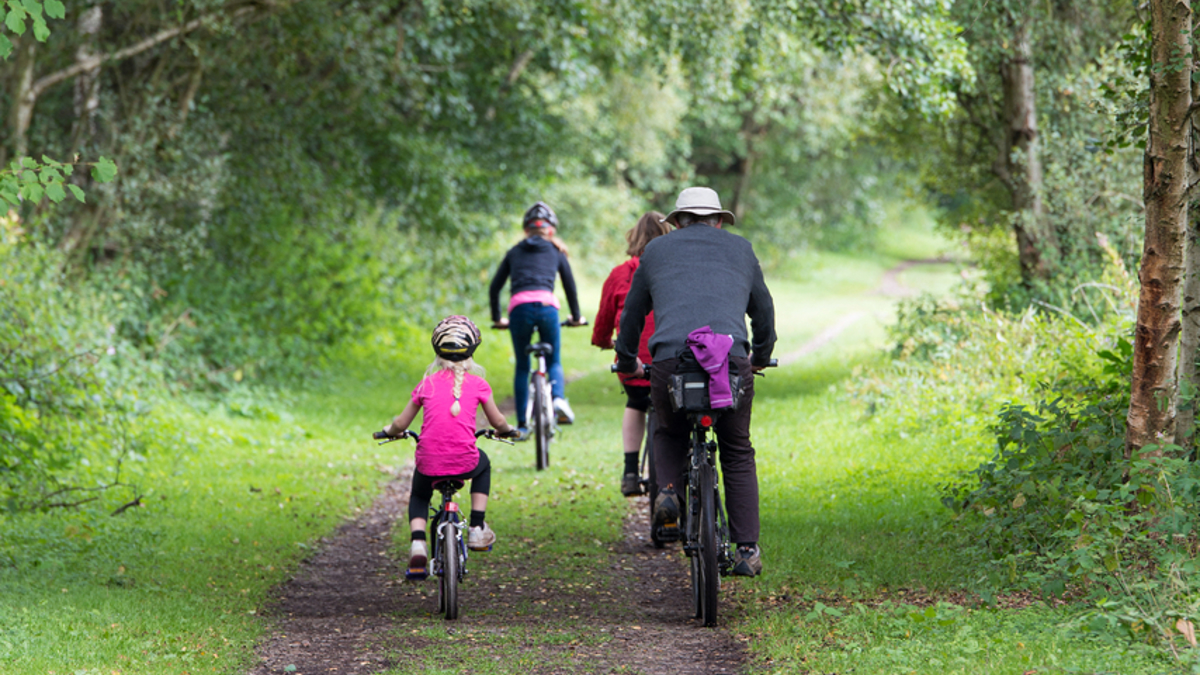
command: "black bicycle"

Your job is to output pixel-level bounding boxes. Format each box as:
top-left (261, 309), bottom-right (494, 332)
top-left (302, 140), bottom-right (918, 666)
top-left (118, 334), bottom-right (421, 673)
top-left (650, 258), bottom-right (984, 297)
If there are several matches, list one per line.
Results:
top-left (623, 357), bottom-right (775, 626)
top-left (614, 363), bottom-right (663, 548)
top-left (494, 319), bottom-right (586, 471)
top-left (374, 428), bottom-right (512, 620)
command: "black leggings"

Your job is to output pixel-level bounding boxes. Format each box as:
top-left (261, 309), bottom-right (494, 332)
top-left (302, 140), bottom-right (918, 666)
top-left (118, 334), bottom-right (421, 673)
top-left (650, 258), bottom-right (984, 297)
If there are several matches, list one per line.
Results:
top-left (408, 450), bottom-right (491, 522)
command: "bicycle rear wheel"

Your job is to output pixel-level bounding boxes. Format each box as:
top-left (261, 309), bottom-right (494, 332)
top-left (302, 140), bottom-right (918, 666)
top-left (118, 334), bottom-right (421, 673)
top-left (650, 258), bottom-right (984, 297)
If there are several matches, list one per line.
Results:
top-left (697, 461), bottom-right (719, 626)
top-left (644, 415), bottom-right (663, 548)
top-left (438, 524), bottom-right (459, 620)
top-left (532, 373), bottom-right (551, 470)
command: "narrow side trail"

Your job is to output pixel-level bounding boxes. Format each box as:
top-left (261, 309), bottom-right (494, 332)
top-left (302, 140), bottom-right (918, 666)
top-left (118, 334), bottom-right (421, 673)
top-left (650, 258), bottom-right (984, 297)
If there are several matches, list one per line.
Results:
top-left (245, 259), bottom-right (946, 674)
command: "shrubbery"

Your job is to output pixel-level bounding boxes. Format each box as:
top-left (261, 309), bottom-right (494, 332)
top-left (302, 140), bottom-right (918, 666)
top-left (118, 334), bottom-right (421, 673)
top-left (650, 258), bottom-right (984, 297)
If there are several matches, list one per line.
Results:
top-left (0, 213), bottom-right (153, 512)
top-left (866, 271), bottom-right (1200, 661)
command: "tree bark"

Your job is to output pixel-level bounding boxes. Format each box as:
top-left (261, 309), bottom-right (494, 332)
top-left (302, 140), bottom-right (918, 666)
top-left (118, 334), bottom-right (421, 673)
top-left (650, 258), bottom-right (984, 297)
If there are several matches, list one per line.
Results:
top-left (1176, 50), bottom-right (1200, 450)
top-left (1126, 0), bottom-right (1192, 458)
top-left (70, 4), bottom-right (104, 155)
top-left (997, 18), bottom-right (1053, 284)
top-left (9, 37), bottom-right (38, 162)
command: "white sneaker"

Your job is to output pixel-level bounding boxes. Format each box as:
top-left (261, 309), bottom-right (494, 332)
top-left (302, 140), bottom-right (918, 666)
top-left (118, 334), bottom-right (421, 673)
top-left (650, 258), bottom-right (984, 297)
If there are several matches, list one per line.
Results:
top-left (406, 540), bottom-right (429, 580)
top-left (553, 397), bottom-right (575, 425)
top-left (468, 523), bottom-right (496, 551)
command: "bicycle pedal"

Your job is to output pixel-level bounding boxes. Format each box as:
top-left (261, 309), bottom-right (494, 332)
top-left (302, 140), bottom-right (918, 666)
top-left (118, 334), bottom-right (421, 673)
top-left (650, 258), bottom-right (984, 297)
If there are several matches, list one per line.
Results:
top-left (468, 544), bottom-right (493, 552)
top-left (405, 568), bottom-right (428, 581)
top-left (655, 524), bottom-right (681, 542)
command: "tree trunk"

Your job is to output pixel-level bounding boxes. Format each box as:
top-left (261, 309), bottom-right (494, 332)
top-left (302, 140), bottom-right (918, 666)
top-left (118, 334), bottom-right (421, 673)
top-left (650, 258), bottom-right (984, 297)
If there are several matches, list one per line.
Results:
top-left (997, 19), bottom-right (1053, 283)
top-left (729, 110), bottom-right (763, 223)
top-left (1176, 54), bottom-right (1200, 450)
top-left (8, 37), bottom-right (37, 162)
top-left (1126, 0), bottom-right (1192, 458)
top-left (70, 4), bottom-right (104, 155)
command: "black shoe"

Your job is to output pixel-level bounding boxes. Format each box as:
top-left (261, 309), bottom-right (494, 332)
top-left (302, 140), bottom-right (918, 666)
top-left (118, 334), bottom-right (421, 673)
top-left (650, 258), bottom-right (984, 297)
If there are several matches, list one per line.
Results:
top-left (653, 488), bottom-right (681, 541)
top-left (732, 545), bottom-right (762, 577)
top-left (621, 473), bottom-right (644, 497)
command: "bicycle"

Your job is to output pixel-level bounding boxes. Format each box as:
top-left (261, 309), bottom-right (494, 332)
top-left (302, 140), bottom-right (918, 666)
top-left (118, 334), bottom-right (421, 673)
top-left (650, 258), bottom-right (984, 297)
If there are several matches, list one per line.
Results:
top-left (373, 428), bottom-right (512, 620)
top-left (613, 363), bottom-right (662, 548)
top-left (624, 356), bottom-right (775, 626)
top-left (493, 319), bottom-right (586, 471)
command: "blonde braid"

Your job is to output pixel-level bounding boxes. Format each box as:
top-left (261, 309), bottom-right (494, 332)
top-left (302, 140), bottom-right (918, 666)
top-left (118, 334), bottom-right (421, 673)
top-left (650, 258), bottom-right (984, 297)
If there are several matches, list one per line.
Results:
top-left (450, 362), bottom-right (466, 417)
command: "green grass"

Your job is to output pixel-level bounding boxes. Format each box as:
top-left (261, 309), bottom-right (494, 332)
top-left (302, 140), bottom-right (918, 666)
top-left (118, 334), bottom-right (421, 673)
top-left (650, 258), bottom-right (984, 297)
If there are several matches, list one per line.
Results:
top-left (0, 212), bottom-right (1178, 674)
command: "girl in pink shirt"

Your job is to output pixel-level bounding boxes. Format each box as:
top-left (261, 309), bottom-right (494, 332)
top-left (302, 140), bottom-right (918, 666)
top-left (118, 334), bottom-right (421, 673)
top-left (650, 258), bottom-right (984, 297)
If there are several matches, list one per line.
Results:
top-left (378, 316), bottom-right (518, 578)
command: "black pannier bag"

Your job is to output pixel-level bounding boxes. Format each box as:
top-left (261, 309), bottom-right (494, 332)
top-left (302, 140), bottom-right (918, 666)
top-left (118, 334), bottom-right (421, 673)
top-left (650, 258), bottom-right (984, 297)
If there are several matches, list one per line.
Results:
top-left (667, 350), bottom-right (741, 413)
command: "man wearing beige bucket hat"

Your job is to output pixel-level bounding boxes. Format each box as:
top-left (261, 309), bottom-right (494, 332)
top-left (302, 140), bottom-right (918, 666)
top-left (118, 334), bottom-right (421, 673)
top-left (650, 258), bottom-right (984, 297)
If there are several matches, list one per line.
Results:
top-left (615, 186), bottom-right (776, 577)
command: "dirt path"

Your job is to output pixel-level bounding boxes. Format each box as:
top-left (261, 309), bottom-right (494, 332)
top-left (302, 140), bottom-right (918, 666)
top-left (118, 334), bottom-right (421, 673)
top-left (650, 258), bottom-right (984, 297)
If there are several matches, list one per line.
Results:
top-left (246, 468), bottom-right (747, 675)
top-left (245, 258), bottom-right (951, 674)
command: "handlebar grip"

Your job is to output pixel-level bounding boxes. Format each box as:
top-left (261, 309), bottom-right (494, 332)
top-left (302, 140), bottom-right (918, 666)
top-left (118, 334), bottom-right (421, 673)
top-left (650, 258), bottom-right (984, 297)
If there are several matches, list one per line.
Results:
top-left (768, 358), bottom-right (778, 367)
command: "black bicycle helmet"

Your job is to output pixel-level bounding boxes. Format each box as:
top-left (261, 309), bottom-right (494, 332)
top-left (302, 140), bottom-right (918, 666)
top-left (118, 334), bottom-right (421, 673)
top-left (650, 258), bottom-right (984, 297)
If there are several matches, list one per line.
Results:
top-left (431, 315), bottom-right (482, 362)
top-left (523, 201), bottom-right (559, 229)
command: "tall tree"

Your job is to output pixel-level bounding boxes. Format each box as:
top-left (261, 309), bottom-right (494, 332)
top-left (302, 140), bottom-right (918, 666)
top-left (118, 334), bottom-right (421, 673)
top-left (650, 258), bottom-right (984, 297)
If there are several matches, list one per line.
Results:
top-left (1126, 0), bottom-right (1191, 456)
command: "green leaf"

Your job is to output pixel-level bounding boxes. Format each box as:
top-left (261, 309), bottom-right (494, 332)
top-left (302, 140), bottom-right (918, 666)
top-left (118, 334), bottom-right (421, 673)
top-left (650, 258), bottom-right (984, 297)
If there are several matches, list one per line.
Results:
top-left (44, 181), bottom-right (65, 203)
top-left (67, 183), bottom-right (84, 203)
top-left (5, 10), bottom-right (25, 35)
top-left (0, 34), bottom-right (11, 60)
top-left (0, 190), bottom-right (19, 207)
top-left (32, 15), bottom-right (48, 42)
top-left (20, 0), bottom-right (40, 16)
top-left (91, 157), bottom-right (117, 183)
top-left (20, 181), bottom-right (43, 203)
top-left (43, 0), bottom-right (62, 19)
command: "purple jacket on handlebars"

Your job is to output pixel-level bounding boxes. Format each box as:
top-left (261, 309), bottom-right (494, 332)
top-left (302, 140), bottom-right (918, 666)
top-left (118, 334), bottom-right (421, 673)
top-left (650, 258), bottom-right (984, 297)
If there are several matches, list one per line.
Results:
top-left (687, 326), bottom-right (735, 409)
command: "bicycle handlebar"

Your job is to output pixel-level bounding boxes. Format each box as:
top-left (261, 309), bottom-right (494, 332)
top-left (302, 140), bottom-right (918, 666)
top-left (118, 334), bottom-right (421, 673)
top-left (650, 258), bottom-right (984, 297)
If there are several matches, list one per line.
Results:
top-left (374, 428), bottom-right (516, 445)
top-left (610, 358), bottom-right (778, 375)
top-left (491, 318), bottom-right (588, 329)
top-left (373, 429), bottom-right (419, 444)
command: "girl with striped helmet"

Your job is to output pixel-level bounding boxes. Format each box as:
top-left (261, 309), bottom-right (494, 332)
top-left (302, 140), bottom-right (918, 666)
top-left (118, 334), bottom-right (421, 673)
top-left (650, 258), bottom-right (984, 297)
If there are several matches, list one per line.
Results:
top-left (376, 315), bottom-right (519, 579)
top-left (489, 202), bottom-right (587, 436)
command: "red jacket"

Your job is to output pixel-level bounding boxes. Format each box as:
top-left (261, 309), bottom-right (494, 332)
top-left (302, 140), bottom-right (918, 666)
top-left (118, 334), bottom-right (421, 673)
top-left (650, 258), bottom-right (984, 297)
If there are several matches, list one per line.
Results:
top-left (593, 257), bottom-right (654, 386)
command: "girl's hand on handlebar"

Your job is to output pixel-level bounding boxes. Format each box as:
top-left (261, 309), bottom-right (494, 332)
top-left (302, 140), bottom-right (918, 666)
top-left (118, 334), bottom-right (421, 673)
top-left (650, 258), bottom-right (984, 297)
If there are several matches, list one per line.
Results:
top-left (373, 428), bottom-right (410, 441)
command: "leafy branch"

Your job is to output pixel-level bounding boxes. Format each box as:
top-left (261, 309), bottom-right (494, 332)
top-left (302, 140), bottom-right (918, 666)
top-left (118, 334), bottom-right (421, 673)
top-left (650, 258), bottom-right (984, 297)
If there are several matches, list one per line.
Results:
top-left (0, 0), bottom-right (66, 58)
top-left (0, 155), bottom-right (117, 208)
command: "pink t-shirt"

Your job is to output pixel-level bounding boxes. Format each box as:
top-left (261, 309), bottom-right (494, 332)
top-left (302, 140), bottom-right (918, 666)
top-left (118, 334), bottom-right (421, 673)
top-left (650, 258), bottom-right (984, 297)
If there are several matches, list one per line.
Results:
top-left (508, 289), bottom-right (560, 314)
top-left (411, 370), bottom-right (492, 476)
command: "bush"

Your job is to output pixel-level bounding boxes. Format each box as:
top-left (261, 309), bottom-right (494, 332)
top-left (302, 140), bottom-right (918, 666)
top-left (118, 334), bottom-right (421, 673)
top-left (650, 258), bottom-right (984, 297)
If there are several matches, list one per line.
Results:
top-left (0, 213), bottom-right (153, 512)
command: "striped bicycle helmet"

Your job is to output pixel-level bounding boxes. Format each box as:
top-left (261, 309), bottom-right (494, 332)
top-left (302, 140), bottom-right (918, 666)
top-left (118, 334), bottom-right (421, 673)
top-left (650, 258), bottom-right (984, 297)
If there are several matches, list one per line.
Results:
top-left (523, 201), bottom-right (559, 229)
top-left (431, 315), bottom-right (482, 362)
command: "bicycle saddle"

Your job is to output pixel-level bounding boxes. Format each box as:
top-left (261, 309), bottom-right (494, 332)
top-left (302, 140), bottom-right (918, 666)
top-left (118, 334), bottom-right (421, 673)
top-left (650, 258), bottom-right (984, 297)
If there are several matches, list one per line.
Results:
top-left (432, 478), bottom-right (466, 492)
top-left (525, 342), bottom-right (554, 356)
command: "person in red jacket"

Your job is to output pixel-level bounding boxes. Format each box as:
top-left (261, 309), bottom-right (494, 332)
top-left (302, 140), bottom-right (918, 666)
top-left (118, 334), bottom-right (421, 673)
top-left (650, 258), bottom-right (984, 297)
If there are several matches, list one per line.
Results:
top-left (592, 211), bottom-right (670, 496)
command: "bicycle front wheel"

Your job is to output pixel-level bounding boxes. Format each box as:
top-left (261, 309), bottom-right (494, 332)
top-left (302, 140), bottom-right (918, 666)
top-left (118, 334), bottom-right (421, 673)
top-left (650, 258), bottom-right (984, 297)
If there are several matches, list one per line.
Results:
top-left (532, 373), bottom-right (551, 470)
top-left (698, 461), bottom-right (719, 627)
top-left (438, 527), bottom-right (459, 620)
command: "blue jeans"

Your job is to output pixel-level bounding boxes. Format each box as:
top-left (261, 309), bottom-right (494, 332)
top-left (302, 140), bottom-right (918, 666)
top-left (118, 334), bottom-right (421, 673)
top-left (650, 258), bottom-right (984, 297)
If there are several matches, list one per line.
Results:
top-left (509, 302), bottom-right (565, 427)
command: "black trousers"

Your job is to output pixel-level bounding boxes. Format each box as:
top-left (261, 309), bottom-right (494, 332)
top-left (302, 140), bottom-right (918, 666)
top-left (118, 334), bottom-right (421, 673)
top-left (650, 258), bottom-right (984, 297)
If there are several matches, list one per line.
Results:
top-left (650, 356), bottom-right (759, 544)
top-left (408, 450), bottom-right (491, 522)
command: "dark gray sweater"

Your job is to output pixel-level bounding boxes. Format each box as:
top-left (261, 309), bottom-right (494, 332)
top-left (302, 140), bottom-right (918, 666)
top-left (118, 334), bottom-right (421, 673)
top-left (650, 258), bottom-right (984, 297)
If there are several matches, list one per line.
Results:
top-left (615, 224), bottom-right (776, 370)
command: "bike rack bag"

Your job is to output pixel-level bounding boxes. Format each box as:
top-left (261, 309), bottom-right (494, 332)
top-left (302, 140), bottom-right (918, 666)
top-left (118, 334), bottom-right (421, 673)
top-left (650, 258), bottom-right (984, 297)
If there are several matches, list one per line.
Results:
top-left (667, 352), bottom-right (742, 412)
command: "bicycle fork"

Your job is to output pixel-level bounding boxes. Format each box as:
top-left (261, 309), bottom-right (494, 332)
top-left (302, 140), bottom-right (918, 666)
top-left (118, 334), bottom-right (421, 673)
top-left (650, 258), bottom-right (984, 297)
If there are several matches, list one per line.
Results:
top-left (433, 504), bottom-right (467, 579)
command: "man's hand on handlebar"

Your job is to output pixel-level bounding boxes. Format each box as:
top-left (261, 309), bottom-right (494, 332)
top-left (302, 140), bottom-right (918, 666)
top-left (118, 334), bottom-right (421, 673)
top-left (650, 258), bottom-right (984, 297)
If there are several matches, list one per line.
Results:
top-left (563, 316), bottom-right (588, 327)
top-left (492, 318), bottom-right (510, 330)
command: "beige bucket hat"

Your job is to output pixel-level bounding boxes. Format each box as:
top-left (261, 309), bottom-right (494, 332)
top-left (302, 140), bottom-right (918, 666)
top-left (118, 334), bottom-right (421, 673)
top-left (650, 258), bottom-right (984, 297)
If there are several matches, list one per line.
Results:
top-left (663, 186), bottom-right (736, 226)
